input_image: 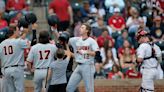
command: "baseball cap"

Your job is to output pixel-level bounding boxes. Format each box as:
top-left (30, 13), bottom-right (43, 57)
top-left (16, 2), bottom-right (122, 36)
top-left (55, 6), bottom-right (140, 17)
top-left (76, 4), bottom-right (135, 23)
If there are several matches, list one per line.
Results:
top-left (114, 7), bottom-right (120, 13)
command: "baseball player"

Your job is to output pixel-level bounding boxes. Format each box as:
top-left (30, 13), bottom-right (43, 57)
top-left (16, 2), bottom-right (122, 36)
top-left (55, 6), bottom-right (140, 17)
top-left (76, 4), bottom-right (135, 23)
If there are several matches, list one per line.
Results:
top-left (66, 23), bottom-right (99, 92)
top-left (0, 26), bottom-right (30, 92)
top-left (27, 30), bottom-right (57, 92)
top-left (136, 30), bottom-right (162, 92)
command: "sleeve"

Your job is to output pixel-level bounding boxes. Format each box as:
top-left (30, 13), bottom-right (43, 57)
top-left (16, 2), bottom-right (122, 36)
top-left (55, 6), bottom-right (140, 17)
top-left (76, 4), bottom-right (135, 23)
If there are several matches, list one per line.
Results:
top-left (137, 44), bottom-right (146, 59)
top-left (91, 39), bottom-right (99, 51)
top-left (108, 17), bottom-right (113, 25)
top-left (69, 37), bottom-right (79, 48)
top-left (18, 39), bottom-right (30, 49)
top-left (26, 47), bottom-right (34, 62)
top-left (154, 44), bottom-right (162, 58)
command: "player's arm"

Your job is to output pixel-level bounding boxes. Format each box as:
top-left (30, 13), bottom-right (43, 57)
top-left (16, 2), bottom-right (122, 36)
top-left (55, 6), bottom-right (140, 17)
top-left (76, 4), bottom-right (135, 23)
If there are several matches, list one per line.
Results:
top-left (26, 47), bottom-right (34, 72)
top-left (136, 44), bottom-right (145, 63)
top-left (65, 44), bottom-right (74, 58)
top-left (46, 67), bottom-right (52, 82)
top-left (87, 39), bottom-right (99, 57)
top-left (20, 27), bottom-right (29, 39)
top-left (31, 23), bottom-right (37, 46)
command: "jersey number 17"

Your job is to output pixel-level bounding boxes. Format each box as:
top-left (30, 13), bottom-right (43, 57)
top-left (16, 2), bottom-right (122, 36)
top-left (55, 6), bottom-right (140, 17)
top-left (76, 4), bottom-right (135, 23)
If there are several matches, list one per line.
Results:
top-left (39, 50), bottom-right (50, 60)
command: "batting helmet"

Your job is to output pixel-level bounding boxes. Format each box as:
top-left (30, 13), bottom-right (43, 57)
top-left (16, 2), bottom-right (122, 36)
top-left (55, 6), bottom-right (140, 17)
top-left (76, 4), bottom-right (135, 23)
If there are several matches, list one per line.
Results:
top-left (58, 32), bottom-right (70, 43)
top-left (25, 13), bottom-right (37, 24)
top-left (18, 16), bottom-right (29, 28)
top-left (47, 14), bottom-right (59, 26)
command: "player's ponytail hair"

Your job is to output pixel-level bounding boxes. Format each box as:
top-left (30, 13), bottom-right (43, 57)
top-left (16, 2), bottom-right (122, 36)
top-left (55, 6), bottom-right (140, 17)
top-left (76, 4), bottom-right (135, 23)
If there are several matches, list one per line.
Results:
top-left (39, 30), bottom-right (50, 44)
top-left (82, 23), bottom-right (91, 36)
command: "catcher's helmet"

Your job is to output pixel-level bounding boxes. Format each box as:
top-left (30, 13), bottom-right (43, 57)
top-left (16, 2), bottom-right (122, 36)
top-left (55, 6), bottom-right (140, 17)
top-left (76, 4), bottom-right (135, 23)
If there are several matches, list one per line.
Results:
top-left (47, 14), bottom-right (59, 26)
top-left (136, 30), bottom-right (149, 41)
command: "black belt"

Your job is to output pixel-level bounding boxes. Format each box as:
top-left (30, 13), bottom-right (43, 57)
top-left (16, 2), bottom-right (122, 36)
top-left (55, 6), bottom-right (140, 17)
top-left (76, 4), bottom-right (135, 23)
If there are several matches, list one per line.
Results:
top-left (77, 63), bottom-right (83, 65)
top-left (4, 65), bottom-right (24, 69)
top-left (140, 86), bottom-right (154, 92)
top-left (35, 68), bottom-right (48, 69)
top-left (142, 67), bottom-right (157, 69)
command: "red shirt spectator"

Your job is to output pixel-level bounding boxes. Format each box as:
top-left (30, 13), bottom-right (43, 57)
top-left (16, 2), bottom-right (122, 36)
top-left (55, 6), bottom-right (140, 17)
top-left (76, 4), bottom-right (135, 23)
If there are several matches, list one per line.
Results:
top-left (118, 47), bottom-right (135, 56)
top-left (108, 65), bottom-right (124, 79)
top-left (0, 20), bottom-right (8, 29)
top-left (10, 12), bottom-right (22, 26)
top-left (97, 35), bottom-right (113, 48)
top-left (49, 0), bottom-right (70, 22)
top-left (108, 8), bottom-right (125, 31)
top-left (96, 27), bottom-right (114, 48)
top-left (126, 68), bottom-right (142, 79)
top-left (6, 0), bottom-right (27, 11)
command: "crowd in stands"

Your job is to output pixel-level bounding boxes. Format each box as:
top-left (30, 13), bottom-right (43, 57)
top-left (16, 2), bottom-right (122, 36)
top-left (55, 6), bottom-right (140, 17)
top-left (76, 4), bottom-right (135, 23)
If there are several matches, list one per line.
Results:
top-left (0, 0), bottom-right (163, 80)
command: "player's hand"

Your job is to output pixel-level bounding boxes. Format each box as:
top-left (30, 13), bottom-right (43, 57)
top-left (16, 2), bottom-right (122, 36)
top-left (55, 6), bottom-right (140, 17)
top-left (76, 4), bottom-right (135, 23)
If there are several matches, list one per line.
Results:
top-left (23, 28), bottom-right (29, 34)
top-left (32, 23), bottom-right (38, 30)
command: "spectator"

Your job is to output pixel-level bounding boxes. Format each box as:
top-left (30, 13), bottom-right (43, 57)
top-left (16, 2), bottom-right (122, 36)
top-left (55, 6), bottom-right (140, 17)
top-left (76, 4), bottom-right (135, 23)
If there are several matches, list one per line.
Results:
top-left (93, 1), bottom-right (106, 17)
top-left (126, 7), bottom-right (143, 28)
top-left (116, 30), bottom-right (132, 49)
top-left (80, 1), bottom-right (95, 20)
top-left (101, 39), bottom-right (118, 63)
top-left (49, 0), bottom-right (73, 31)
top-left (0, 10), bottom-right (8, 30)
top-left (102, 49), bottom-right (119, 77)
top-left (150, 16), bottom-right (164, 42)
top-left (0, 0), bottom-right (5, 12)
top-left (74, 21), bottom-right (82, 37)
top-left (91, 16), bottom-right (105, 38)
top-left (126, 64), bottom-right (142, 79)
top-left (97, 27), bottom-right (113, 48)
top-left (108, 65), bottom-right (124, 79)
top-left (9, 12), bottom-right (23, 27)
top-left (108, 7), bottom-right (125, 32)
top-left (119, 47), bottom-right (136, 74)
top-left (128, 17), bottom-right (150, 47)
top-left (118, 39), bottom-right (135, 58)
top-left (104, 0), bottom-right (125, 14)
top-left (6, 0), bottom-right (29, 17)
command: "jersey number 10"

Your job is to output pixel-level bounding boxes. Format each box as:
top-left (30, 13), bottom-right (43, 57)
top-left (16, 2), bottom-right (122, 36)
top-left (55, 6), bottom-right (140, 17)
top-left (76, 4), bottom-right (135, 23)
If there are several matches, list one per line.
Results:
top-left (4, 46), bottom-right (13, 55)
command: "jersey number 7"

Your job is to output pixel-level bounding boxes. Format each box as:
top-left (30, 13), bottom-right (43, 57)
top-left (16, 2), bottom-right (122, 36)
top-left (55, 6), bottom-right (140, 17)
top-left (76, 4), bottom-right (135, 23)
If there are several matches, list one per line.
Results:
top-left (39, 50), bottom-right (50, 60)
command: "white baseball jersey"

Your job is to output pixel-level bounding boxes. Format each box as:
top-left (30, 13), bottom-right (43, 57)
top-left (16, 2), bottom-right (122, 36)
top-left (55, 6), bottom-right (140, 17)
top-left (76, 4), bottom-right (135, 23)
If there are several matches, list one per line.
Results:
top-left (0, 38), bottom-right (29, 68)
top-left (69, 37), bottom-right (99, 64)
top-left (137, 43), bottom-right (162, 68)
top-left (27, 43), bottom-right (57, 68)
